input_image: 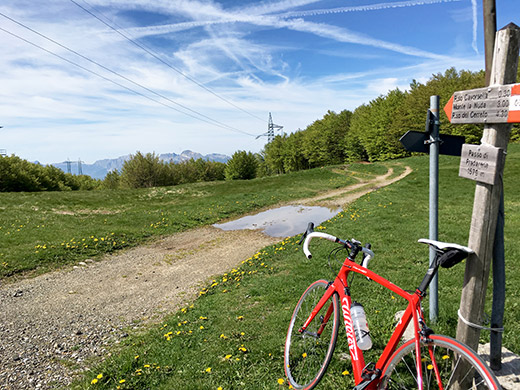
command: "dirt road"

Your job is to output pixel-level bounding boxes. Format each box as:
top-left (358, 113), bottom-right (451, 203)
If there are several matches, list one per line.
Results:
top-left (0, 166), bottom-right (411, 389)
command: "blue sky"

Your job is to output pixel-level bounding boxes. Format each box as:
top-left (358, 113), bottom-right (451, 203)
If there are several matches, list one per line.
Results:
top-left (0, 0), bottom-right (518, 164)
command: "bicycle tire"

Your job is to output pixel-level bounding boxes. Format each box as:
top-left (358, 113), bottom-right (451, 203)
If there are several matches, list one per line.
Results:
top-left (284, 280), bottom-right (340, 390)
top-left (379, 334), bottom-right (502, 390)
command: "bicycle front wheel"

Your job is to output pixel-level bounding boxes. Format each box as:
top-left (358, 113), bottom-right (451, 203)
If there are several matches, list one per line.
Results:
top-left (284, 280), bottom-right (340, 390)
top-left (380, 334), bottom-right (501, 390)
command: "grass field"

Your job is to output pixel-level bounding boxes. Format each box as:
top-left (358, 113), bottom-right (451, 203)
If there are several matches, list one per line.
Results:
top-left (0, 162), bottom-right (396, 280)
top-left (3, 146), bottom-right (520, 389)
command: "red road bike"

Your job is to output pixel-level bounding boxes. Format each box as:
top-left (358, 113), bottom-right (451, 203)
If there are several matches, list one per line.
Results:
top-left (284, 223), bottom-right (501, 390)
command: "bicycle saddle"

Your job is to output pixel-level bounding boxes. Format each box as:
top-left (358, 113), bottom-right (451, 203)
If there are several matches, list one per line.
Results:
top-left (418, 239), bottom-right (473, 253)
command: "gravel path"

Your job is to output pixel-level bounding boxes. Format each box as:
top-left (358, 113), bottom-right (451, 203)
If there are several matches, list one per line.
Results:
top-left (0, 228), bottom-right (278, 389)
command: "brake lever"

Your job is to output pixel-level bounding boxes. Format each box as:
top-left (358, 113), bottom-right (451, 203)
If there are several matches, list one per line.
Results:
top-left (298, 222), bottom-right (315, 245)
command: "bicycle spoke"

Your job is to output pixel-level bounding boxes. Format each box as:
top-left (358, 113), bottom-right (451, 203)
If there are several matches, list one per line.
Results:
top-left (380, 336), bottom-right (500, 390)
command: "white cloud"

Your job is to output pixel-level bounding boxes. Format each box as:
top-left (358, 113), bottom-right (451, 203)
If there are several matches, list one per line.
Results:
top-left (0, 0), bottom-right (483, 164)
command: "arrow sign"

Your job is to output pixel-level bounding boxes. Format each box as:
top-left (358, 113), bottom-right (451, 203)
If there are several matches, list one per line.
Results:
top-left (400, 131), bottom-right (465, 156)
top-left (444, 83), bottom-right (520, 124)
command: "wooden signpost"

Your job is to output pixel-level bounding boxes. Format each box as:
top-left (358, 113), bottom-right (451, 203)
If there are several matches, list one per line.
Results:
top-left (443, 23), bottom-right (520, 362)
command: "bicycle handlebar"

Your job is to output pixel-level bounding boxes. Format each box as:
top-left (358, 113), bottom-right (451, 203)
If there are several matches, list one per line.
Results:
top-left (302, 231), bottom-right (375, 264)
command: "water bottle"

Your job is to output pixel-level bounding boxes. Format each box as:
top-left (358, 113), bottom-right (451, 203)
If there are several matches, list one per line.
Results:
top-left (351, 302), bottom-right (372, 350)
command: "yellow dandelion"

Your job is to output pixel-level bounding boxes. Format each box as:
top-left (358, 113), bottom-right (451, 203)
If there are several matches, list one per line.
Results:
top-left (277, 378), bottom-right (285, 385)
top-left (91, 378), bottom-right (98, 385)
top-left (342, 370), bottom-right (350, 376)
top-left (206, 367), bottom-right (212, 373)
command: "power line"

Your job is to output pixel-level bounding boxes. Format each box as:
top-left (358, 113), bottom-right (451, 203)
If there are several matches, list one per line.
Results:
top-left (70, 0), bottom-right (267, 124)
top-left (0, 26), bottom-right (213, 125)
top-left (0, 13), bottom-right (256, 136)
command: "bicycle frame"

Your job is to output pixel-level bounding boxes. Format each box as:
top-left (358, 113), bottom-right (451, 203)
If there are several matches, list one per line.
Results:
top-left (299, 254), bottom-right (426, 389)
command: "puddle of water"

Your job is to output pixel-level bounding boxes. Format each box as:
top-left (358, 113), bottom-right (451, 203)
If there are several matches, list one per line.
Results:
top-left (213, 205), bottom-right (341, 238)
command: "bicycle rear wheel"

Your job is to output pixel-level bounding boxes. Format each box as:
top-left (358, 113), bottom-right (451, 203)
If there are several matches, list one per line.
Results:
top-left (284, 280), bottom-right (340, 390)
top-left (380, 334), bottom-right (501, 390)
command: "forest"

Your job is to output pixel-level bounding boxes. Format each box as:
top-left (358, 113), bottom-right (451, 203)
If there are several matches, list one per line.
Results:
top-left (261, 66), bottom-right (520, 175)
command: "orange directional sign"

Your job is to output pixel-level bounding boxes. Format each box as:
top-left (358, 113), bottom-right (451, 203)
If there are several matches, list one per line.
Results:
top-left (444, 83), bottom-right (520, 124)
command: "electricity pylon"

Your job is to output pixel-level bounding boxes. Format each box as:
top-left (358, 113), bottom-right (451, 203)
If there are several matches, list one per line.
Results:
top-left (256, 113), bottom-right (283, 143)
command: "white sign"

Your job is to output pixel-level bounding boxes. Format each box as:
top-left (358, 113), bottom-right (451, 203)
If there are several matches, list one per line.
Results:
top-left (445, 83), bottom-right (520, 124)
top-left (459, 144), bottom-right (503, 185)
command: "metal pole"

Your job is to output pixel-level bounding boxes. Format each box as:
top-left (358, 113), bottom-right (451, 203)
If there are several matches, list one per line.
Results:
top-left (429, 95), bottom-right (440, 322)
top-left (491, 190), bottom-right (505, 371)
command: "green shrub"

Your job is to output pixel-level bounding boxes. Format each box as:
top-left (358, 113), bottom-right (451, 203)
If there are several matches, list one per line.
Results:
top-left (0, 155), bottom-right (99, 192)
top-left (225, 150), bottom-right (258, 180)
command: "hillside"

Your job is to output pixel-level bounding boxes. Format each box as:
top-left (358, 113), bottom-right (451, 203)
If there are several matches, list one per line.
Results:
top-left (1, 147), bottom-right (519, 389)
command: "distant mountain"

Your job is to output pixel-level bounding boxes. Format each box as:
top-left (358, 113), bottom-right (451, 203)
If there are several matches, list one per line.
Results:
top-left (51, 150), bottom-right (230, 180)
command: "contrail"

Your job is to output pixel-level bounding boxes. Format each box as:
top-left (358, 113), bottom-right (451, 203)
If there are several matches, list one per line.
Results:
top-left (277, 0), bottom-right (462, 18)
top-left (108, 0), bottom-right (457, 61)
top-left (471, 0), bottom-right (478, 54)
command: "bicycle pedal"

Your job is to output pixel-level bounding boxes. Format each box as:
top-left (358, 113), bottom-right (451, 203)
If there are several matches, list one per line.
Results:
top-left (353, 369), bottom-right (380, 390)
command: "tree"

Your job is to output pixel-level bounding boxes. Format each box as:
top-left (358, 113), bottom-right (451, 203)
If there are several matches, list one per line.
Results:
top-left (120, 152), bottom-right (169, 188)
top-left (225, 150), bottom-right (258, 180)
top-left (102, 170), bottom-right (121, 189)
top-left (263, 135), bottom-right (286, 175)
top-left (302, 110), bottom-right (351, 167)
top-left (348, 89), bottom-right (407, 162)
top-left (283, 131), bottom-right (308, 172)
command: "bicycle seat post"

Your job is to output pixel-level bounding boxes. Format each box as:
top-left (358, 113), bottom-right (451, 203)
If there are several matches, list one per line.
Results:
top-left (417, 253), bottom-right (440, 296)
